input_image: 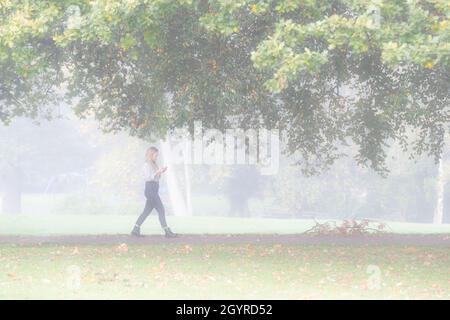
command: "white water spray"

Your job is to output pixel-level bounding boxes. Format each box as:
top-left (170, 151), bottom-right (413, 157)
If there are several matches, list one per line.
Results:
top-left (183, 141), bottom-right (193, 216)
top-left (434, 159), bottom-right (444, 225)
top-left (160, 139), bottom-right (192, 217)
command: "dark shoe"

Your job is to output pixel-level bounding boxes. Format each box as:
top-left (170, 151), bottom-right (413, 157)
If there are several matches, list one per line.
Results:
top-left (164, 228), bottom-right (178, 238)
top-left (131, 226), bottom-right (143, 237)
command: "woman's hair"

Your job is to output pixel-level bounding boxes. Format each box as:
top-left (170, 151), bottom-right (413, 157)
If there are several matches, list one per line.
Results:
top-left (145, 146), bottom-right (159, 162)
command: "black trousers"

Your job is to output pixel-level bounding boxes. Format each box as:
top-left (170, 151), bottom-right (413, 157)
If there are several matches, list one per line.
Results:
top-left (135, 181), bottom-right (168, 229)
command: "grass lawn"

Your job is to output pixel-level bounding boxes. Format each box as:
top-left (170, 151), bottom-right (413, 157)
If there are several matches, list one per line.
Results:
top-left (0, 243), bottom-right (448, 299)
top-left (1, 214), bottom-right (448, 299)
top-left (0, 214), bottom-right (450, 236)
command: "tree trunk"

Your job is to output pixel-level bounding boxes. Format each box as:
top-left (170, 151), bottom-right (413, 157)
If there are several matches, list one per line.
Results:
top-left (434, 159), bottom-right (444, 225)
top-left (1, 164), bottom-right (23, 215)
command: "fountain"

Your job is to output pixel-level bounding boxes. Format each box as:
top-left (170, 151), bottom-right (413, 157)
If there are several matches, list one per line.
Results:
top-left (434, 159), bottom-right (444, 225)
top-left (160, 138), bottom-right (192, 217)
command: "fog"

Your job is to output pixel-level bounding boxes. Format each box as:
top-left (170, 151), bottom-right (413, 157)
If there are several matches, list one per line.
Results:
top-left (2, 0), bottom-right (450, 302)
top-left (1, 111), bottom-right (447, 226)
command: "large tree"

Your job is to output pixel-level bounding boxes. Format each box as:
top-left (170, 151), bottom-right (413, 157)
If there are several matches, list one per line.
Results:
top-left (0, 0), bottom-right (449, 174)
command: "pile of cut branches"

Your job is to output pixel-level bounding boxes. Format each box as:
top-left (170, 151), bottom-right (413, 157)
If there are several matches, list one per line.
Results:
top-left (303, 219), bottom-right (389, 236)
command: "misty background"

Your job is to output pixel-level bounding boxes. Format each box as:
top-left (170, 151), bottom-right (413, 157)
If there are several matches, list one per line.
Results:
top-left (1, 110), bottom-right (448, 224)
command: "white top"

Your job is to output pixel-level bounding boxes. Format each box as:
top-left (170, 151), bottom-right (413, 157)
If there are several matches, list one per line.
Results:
top-left (143, 162), bottom-right (160, 182)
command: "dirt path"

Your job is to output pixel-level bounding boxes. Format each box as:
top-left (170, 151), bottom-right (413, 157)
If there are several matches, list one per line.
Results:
top-left (0, 234), bottom-right (449, 246)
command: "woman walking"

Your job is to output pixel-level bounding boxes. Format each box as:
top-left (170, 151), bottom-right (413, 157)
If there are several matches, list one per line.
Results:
top-left (131, 146), bottom-right (178, 238)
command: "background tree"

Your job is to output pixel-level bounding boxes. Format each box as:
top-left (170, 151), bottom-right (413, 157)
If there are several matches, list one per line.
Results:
top-left (0, 116), bottom-right (95, 214)
top-left (0, 0), bottom-right (449, 176)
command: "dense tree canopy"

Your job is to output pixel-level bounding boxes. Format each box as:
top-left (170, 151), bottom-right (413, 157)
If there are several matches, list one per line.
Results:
top-left (0, 0), bottom-right (449, 174)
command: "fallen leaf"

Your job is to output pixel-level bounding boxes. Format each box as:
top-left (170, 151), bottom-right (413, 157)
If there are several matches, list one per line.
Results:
top-left (116, 243), bottom-right (129, 253)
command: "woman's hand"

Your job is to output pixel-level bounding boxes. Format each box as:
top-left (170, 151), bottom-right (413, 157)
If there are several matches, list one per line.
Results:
top-left (157, 166), bottom-right (168, 174)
